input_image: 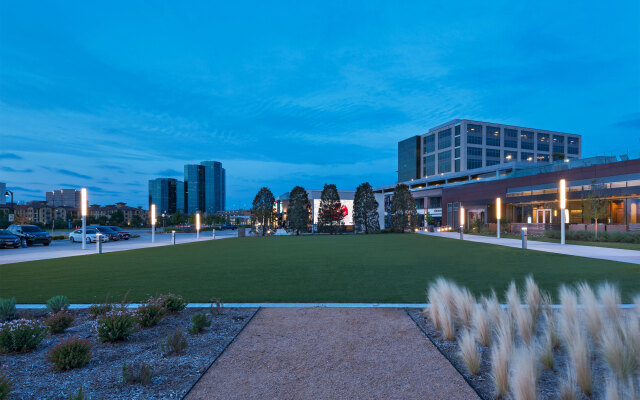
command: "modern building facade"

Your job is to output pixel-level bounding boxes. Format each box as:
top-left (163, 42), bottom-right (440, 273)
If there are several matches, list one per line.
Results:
top-left (0, 182), bottom-right (6, 205)
top-left (46, 189), bottom-right (81, 208)
top-left (398, 119), bottom-right (582, 182)
top-left (149, 160), bottom-right (226, 216)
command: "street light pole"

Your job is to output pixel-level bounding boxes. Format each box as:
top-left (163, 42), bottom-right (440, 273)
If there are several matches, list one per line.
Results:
top-left (559, 179), bottom-right (566, 245)
top-left (151, 204), bottom-right (156, 243)
top-left (496, 197), bottom-right (501, 239)
top-left (4, 191), bottom-right (13, 222)
top-left (81, 188), bottom-right (87, 250)
top-left (459, 205), bottom-right (465, 240)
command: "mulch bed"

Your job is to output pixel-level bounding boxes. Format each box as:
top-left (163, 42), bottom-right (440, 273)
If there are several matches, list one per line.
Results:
top-left (1, 307), bottom-right (257, 400)
top-left (406, 309), bottom-right (610, 400)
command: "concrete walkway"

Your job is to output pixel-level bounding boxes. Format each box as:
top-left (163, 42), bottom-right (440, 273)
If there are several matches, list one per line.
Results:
top-left (186, 307), bottom-right (478, 400)
top-left (421, 231), bottom-right (640, 264)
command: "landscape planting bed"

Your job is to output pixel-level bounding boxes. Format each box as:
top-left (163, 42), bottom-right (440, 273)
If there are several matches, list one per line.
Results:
top-left (1, 307), bottom-right (257, 400)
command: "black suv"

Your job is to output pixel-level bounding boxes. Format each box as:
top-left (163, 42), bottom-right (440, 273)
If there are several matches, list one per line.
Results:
top-left (92, 226), bottom-right (120, 241)
top-left (8, 224), bottom-right (52, 246)
top-left (107, 226), bottom-right (131, 240)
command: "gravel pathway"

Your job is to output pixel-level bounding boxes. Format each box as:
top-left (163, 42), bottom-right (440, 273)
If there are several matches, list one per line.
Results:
top-left (185, 307), bottom-right (479, 400)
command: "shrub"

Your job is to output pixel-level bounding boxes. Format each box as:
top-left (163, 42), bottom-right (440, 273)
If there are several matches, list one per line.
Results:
top-left (472, 306), bottom-right (491, 347)
top-left (46, 295), bottom-right (69, 314)
top-left (0, 298), bottom-right (16, 321)
top-left (187, 312), bottom-right (211, 334)
top-left (0, 366), bottom-right (12, 400)
top-left (47, 337), bottom-right (92, 371)
top-left (577, 283), bottom-right (602, 341)
top-left (97, 310), bottom-right (136, 342)
top-left (88, 303), bottom-right (113, 319)
top-left (159, 294), bottom-right (187, 313)
top-left (539, 328), bottom-right (555, 370)
top-left (458, 329), bottom-right (480, 375)
top-left (122, 361), bottom-right (153, 385)
top-left (68, 386), bottom-right (90, 400)
top-left (0, 319), bottom-right (46, 353)
top-left (491, 342), bottom-right (510, 398)
top-left (136, 298), bottom-right (166, 328)
top-left (567, 328), bottom-right (591, 396)
top-left (161, 328), bottom-right (188, 356)
top-left (46, 311), bottom-right (75, 334)
top-left (510, 346), bottom-right (537, 400)
top-left (209, 299), bottom-right (224, 316)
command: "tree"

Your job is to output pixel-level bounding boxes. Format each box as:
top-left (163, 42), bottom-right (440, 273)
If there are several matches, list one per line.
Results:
top-left (131, 214), bottom-right (144, 227)
top-left (317, 184), bottom-right (344, 234)
top-left (287, 186), bottom-right (310, 235)
top-left (582, 180), bottom-right (609, 240)
top-left (389, 184), bottom-right (418, 232)
top-left (252, 187), bottom-right (275, 236)
top-left (110, 210), bottom-right (125, 226)
top-left (170, 211), bottom-right (188, 226)
top-left (353, 182), bottom-right (380, 234)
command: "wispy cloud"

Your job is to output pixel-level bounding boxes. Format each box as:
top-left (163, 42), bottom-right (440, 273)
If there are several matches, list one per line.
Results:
top-left (0, 152), bottom-right (22, 160)
top-left (1, 166), bottom-right (33, 173)
top-left (44, 168), bottom-right (92, 180)
top-left (156, 169), bottom-right (182, 176)
top-left (8, 186), bottom-right (41, 194)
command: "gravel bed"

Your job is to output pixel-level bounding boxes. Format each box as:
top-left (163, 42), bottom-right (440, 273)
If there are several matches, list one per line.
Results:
top-left (407, 309), bottom-right (611, 400)
top-left (1, 307), bottom-right (258, 400)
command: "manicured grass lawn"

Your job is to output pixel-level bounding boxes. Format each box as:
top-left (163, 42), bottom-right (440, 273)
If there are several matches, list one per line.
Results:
top-left (469, 232), bottom-right (640, 251)
top-left (2, 234), bottom-right (639, 303)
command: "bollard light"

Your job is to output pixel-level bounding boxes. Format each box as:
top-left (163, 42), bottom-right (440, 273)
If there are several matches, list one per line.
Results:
top-left (521, 227), bottom-right (528, 249)
top-left (496, 197), bottom-right (501, 239)
top-left (172, 230), bottom-right (176, 245)
top-left (81, 188), bottom-right (87, 250)
top-left (151, 204), bottom-right (156, 243)
top-left (196, 213), bottom-right (200, 239)
top-left (559, 179), bottom-right (566, 245)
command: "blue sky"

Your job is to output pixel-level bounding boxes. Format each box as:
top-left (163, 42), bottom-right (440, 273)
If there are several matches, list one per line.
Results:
top-left (1, 1), bottom-right (639, 209)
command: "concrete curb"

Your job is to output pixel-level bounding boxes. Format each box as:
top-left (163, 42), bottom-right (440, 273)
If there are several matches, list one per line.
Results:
top-left (16, 302), bottom-right (638, 309)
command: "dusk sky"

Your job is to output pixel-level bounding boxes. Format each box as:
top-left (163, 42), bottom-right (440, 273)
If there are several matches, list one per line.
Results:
top-left (1, 1), bottom-right (639, 209)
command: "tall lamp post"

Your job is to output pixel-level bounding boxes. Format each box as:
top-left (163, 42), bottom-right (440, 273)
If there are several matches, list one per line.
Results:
top-left (559, 179), bottom-right (566, 245)
top-left (459, 206), bottom-right (465, 240)
top-left (4, 190), bottom-right (13, 221)
top-left (162, 211), bottom-right (166, 232)
top-left (496, 197), bottom-right (502, 239)
top-left (151, 204), bottom-right (156, 243)
top-left (81, 188), bottom-right (87, 250)
top-left (196, 212), bottom-right (201, 239)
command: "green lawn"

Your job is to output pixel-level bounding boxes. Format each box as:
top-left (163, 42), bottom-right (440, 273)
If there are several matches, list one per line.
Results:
top-left (2, 234), bottom-right (639, 303)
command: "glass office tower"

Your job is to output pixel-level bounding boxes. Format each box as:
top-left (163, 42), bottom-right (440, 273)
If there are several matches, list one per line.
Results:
top-left (184, 164), bottom-right (205, 214)
top-left (148, 178), bottom-right (177, 215)
top-left (200, 161), bottom-right (226, 214)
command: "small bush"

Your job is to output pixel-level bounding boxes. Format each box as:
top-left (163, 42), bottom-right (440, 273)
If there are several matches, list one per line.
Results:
top-left (0, 298), bottom-right (17, 321)
top-left (122, 361), bottom-right (153, 385)
top-left (47, 337), bottom-right (92, 371)
top-left (68, 386), bottom-right (90, 400)
top-left (88, 303), bottom-right (113, 319)
top-left (210, 299), bottom-right (224, 316)
top-left (0, 366), bottom-right (12, 400)
top-left (187, 312), bottom-right (211, 334)
top-left (97, 310), bottom-right (136, 342)
top-left (161, 328), bottom-right (188, 356)
top-left (46, 295), bottom-right (69, 314)
top-left (46, 311), bottom-right (75, 334)
top-left (0, 319), bottom-right (46, 353)
top-left (136, 298), bottom-right (165, 328)
top-left (159, 294), bottom-right (187, 313)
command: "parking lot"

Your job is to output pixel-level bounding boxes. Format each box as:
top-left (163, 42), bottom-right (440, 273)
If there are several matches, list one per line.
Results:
top-left (0, 229), bottom-right (238, 265)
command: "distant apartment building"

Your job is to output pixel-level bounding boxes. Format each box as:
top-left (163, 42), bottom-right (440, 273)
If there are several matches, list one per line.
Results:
top-left (215, 209), bottom-right (251, 225)
top-left (0, 182), bottom-right (6, 205)
top-left (88, 202), bottom-right (147, 224)
top-left (398, 119), bottom-right (582, 182)
top-left (46, 189), bottom-right (81, 208)
top-left (149, 161), bottom-right (226, 216)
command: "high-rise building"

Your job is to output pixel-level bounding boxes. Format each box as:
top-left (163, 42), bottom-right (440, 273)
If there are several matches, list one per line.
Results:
top-left (398, 119), bottom-right (582, 182)
top-left (148, 178), bottom-right (178, 216)
top-left (45, 189), bottom-right (81, 208)
top-left (0, 182), bottom-right (6, 205)
top-left (200, 161), bottom-right (225, 214)
top-left (150, 161), bottom-right (226, 215)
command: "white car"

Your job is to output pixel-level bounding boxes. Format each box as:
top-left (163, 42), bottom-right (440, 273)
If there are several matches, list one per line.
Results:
top-left (69, 228), bottom-right (109, 243)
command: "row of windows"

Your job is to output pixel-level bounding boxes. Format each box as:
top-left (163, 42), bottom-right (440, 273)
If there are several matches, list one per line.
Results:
top-left (420, 125), bottom-right (580, 154)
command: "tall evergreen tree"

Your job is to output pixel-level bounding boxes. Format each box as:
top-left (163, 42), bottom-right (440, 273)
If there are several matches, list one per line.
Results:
top-left (390, 183), bottom-right (418, 232)
top-left (252, 187), bottom-right (275, 236)
top-left (317, 184), bottom-right (344, 234)
top-left (353, 182), bottom-right (380, 234)
top-left (287, 186), bottom-right (310, 235)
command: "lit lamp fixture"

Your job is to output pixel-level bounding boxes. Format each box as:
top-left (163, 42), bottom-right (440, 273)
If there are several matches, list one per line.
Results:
top-left (559, 179), bottom-right (566, 245)
top-left (81, 188), bottom-right (87, 250)
top-left (151, 204), bottom-right (156, 243)
top-left (460, 206), bottom-right (465, 240)
top-left (496, 197), bottom-right (501, 239)
top-left (196, 213), bottom-right (201, 239)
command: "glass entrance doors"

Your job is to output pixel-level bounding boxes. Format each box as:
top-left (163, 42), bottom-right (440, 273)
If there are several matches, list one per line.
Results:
top-left (535, 209), bottom-right (552, 224)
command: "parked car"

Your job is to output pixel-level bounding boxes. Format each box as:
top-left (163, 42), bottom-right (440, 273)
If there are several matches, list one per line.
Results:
top-left (91, 226), bottom-right (121, 241)
top-left (107, 226), bottom-right (131, 240)
top-left (7, 224), bottom-right (52, 246)
top-left (0, 229), bottom-right (21, 248)
top-left (69, 228), bottom-right (109, 243)
top-left (220, 224), bottom-right (238, 230)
